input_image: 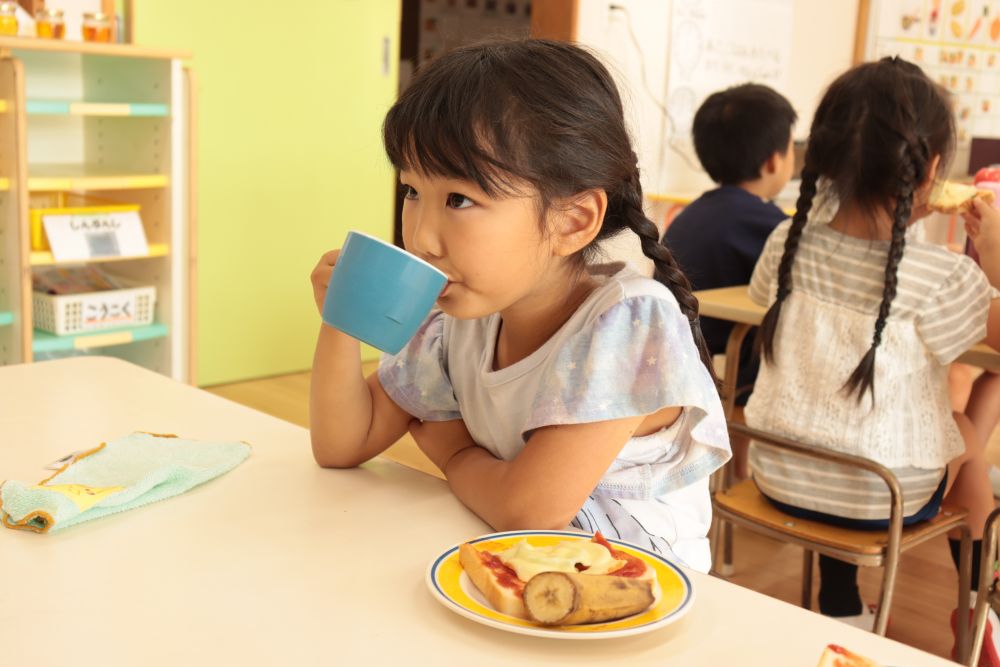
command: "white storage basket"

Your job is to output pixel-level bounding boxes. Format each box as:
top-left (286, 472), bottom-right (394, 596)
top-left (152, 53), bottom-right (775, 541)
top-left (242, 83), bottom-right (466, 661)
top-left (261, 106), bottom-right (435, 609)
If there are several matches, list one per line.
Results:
top-left (33, 282), bottom-right (156, 335)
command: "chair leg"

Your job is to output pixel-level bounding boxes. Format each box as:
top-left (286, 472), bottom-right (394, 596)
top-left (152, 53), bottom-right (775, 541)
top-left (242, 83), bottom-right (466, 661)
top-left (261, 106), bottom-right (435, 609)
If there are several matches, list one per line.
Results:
top-left (721, 520), bottom-right (734, 576)
top-left (801, 549), bottom-right (814, 609)
top-left (710, 517), bottom-right (734, 577)
top-left (708, 516), bottom-right (722, 575)
top-left (874, 547), bottom-right (902, 636)
top-left (956, 526), bottom-right (972, 665)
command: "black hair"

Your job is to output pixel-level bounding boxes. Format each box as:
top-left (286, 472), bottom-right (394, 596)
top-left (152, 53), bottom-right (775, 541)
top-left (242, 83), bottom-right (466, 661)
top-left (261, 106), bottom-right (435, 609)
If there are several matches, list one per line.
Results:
top-left (692, 83), bottom-right (797, 185)
top-left (759, 57), bottom-right (955, 401)
top-left (382, 39), bottom-right (718, 384)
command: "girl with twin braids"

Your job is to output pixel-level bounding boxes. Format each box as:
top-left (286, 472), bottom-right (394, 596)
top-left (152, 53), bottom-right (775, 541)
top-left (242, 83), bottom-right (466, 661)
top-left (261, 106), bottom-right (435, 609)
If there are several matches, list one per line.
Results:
top-left (745, 57), bottom-right (1000, 654)
top-left (309, 40), bottom-right (731, 571)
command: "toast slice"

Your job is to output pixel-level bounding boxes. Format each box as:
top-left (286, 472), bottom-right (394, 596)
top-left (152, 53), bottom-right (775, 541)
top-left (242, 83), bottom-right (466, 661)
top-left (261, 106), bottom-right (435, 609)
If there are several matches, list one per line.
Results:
top-left (929, 180), bottom-right (996, 213)
top-left (458, 532), bottom-right (655, 621)
top-left (459, 542), bottom-right (529, 617)
top-left (815, 644), bottom-right (882, 667)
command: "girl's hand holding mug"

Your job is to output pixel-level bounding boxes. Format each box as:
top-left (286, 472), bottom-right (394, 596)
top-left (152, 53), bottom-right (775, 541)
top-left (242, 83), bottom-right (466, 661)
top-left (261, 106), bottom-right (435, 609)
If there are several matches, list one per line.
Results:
top-left (312, 231), bottom-right (448, 354)
top-left (311, 249), bottom-right (341, 315)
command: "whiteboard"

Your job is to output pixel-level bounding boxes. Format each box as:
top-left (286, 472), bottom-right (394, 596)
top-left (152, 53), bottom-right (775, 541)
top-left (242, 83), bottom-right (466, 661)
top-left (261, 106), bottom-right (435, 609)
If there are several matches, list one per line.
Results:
top-left (663, 0), bottom-right (794, 177)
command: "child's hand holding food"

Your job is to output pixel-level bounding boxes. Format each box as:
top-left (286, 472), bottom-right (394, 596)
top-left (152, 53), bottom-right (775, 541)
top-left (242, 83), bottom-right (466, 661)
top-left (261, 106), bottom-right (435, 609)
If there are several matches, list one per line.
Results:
top-left (964, 197), bottom-right (1000, 257)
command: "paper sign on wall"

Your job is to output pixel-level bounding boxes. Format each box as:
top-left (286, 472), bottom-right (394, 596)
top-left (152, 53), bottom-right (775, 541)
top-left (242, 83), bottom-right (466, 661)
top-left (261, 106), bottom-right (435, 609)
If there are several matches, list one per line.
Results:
top-left (43, 211), bottom-right (149, 262)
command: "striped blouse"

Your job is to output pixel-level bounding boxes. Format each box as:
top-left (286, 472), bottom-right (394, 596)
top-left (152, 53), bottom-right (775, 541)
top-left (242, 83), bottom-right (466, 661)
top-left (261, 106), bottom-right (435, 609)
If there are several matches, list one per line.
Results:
top-left (744, 216), bottom-right (997, 519)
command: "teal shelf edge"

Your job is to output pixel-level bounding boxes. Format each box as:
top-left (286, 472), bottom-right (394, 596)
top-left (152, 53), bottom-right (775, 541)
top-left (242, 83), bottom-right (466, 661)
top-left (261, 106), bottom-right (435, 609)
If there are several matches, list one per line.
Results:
top-left (25, 100), bottom-right (170, 117)
top-left (0, 311), bottom-right (12, 326)
top-left (26, 100), bottom-right (70, 114)
top-left (32, 321), bottom-right (168, 353)
top-left (129, 103), bottom-right (170, 116)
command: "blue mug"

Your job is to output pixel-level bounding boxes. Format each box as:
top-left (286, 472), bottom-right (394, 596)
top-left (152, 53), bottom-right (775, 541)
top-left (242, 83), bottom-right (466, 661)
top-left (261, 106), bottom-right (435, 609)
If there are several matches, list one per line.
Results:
top-left (322, 231), bottom-right (448, 354)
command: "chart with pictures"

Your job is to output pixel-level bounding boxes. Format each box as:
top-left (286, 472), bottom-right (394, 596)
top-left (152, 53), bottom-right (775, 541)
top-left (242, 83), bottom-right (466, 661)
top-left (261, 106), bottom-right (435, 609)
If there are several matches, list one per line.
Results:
top-left (869, 0), bottom-right (1000, 143)
top-left (418, 0), bottom-right (532, 66)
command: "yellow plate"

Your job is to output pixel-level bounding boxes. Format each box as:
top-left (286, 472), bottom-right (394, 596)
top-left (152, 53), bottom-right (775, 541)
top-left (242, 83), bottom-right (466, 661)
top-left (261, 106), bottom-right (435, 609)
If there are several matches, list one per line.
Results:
top-left (426, 529), bottom-right (694, 639)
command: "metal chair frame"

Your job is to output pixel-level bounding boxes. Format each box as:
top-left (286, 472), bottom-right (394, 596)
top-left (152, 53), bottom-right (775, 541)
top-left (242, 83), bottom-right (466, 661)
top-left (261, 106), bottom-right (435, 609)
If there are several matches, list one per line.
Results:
top-left (712, 421), bottom-right (972, 661)
top-left (968, 507), bottom-right (1000, 665)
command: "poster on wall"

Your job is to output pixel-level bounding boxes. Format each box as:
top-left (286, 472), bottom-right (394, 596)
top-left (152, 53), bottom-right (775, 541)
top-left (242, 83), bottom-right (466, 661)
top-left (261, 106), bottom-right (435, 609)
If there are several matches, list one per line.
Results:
top-left (664, 0), bottom-right (794, 165)
top-left (866, 0), bottom-right (1000, 143)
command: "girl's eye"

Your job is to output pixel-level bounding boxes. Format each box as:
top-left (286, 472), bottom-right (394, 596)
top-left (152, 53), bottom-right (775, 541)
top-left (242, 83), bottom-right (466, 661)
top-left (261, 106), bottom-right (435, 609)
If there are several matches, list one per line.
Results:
top-left (447, 193), bottom-right (474, 209)
top-left (402, 185), bottom-right (418, 200)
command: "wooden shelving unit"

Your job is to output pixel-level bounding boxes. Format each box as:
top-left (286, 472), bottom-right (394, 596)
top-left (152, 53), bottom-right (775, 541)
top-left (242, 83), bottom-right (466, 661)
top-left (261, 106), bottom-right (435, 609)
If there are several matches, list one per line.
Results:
top-left (32, 321), bottom-right (169, 353)
top-left (30, 241), bottom-right (169, 266)
top-left (0, 39), bottom-right (194, 381)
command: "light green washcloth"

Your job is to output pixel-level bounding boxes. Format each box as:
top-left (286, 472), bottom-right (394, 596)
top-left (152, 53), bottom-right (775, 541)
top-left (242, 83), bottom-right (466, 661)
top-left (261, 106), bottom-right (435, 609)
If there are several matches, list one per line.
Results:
top-left (0, 432), bottom-right (250, 533)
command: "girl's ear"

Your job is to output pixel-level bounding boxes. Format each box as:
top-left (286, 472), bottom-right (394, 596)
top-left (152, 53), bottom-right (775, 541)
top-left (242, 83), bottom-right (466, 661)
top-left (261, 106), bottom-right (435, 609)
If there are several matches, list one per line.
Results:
top-left (924, 154), bottom-right (942, 186)
top-left (914, 153), bottom-right (943, 206)
top-left (550, 189), bottom-right (607, 257)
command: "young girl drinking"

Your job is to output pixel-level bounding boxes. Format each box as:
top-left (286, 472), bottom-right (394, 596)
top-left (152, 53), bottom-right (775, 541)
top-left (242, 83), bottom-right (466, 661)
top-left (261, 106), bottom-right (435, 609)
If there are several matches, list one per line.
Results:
top-left (309, 39), bottom-right (730, 572)
top-left (746, 56), bottom-right (1000, 656)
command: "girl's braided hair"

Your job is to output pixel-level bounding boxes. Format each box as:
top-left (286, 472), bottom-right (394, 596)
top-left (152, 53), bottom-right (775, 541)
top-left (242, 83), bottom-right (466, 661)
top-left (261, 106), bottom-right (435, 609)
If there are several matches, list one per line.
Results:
top-left (759, 57), bottom-right (954, 401)
top-left (383, 39), bottom-right (717, 384)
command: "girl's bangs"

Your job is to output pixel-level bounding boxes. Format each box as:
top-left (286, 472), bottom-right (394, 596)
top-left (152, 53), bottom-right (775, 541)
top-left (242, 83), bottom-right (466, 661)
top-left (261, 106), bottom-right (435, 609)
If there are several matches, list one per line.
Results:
top-left (384, 78), bottom-right (527, 197)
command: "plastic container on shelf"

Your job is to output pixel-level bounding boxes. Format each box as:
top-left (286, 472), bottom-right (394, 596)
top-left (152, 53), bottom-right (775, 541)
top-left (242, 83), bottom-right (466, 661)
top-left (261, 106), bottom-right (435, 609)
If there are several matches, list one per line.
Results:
top-left (81, 11), bottom-right (112, 42)
top-left (33, 267), bottom-right (155, 335)
top-left (35, 8), bottom-right (65, 39)
top-left (0, 2), bottom-right (17, 35)
top-left (29, 192), bottom-right (142, 252)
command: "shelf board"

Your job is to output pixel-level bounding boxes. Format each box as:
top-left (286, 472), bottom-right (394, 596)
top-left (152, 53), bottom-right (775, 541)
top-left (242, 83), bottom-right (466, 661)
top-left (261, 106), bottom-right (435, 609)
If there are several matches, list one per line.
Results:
top-left (0, 311), bottom-right (12, 327)
top-left (28, 164), bottom-right (169, 191)
top-left (32, 322), bottom-right (169, 353)
top-left (27, 100), bottom-right (170, 117)
top-left (30, 243), bottom-right (169, 266)
top-left (0, 36), bottom-right (189, 60)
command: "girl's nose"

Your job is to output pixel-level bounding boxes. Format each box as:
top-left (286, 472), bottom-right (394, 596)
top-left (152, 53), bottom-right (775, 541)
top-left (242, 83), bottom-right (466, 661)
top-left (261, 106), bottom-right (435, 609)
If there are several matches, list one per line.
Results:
top-left (407, 204), bottom-right (445, 260)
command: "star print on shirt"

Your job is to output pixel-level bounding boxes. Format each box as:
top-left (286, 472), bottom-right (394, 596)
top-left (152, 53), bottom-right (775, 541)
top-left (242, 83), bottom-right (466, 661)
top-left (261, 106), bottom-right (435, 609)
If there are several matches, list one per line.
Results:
top-left (646, 356), bottom-right (657, 366)
top-left (567, 361), bottom-right (577, 370)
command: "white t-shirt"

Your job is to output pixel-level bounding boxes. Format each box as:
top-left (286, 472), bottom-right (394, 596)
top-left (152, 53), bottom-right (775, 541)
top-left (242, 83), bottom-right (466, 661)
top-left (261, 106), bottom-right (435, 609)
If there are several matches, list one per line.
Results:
top-left (746, 217), bottom-right (997, 519)
top-left (378, 264), bottom-right (731, 571)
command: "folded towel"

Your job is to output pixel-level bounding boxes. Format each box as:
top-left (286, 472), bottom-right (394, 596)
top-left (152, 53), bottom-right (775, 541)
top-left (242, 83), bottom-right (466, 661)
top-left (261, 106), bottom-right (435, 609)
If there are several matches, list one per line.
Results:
top-left (0, 432), bottom-right (251, 533)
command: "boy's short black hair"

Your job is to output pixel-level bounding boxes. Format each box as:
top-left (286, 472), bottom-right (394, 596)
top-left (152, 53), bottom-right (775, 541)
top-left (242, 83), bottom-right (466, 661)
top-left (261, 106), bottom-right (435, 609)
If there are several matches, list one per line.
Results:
top-left (692, 83), bottom-right (797, 185)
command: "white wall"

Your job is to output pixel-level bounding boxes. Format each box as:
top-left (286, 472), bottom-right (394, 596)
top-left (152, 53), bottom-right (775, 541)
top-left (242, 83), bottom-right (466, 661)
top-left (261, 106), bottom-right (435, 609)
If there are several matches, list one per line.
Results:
top-left (577, 0), bottom-right (860, 198)
top-left (574, 0), bottom-right (859, 272)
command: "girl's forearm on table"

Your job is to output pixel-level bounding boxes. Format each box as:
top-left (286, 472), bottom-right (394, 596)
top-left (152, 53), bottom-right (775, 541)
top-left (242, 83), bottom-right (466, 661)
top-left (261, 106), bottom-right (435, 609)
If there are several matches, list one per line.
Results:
top-left (309, 324), bottom-right (375, 466)
top-left (444, 447), bottom-right (578, 531)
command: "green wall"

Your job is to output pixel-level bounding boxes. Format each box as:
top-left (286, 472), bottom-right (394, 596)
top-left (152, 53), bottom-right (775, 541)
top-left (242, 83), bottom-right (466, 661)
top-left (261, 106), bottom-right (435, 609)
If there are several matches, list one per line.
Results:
top-left (135, 1), bottom-right (400, 385)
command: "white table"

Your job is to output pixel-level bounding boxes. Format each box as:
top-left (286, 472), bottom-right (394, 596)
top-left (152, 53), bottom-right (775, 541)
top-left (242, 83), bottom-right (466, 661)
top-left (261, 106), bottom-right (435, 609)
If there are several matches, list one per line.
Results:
top-left (0, 357), bottom-right (957, 666)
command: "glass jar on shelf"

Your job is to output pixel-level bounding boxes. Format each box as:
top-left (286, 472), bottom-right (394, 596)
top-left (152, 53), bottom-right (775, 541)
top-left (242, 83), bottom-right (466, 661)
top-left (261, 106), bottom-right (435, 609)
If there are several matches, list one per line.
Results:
top-left (0, 2), bottom-right (18, 36)
top-left (81, 11), bottom-right (112, 43)
top-left (35, 8), bottom-right (64, 39)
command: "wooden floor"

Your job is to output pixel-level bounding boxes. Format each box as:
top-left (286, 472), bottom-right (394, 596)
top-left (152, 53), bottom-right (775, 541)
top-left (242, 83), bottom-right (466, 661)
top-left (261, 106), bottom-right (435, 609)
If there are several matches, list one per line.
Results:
top-left (206, 368), bottom-right (994, 662)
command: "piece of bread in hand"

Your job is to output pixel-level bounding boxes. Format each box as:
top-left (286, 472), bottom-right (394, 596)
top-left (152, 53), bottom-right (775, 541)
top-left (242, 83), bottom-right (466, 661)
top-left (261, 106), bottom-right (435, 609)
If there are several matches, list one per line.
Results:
top-left (815, 644), bottom-right (883, 667)
top-left (458, 532), bottom-right (655, 624)
top-left (929, 180), bottom-right (996, 213)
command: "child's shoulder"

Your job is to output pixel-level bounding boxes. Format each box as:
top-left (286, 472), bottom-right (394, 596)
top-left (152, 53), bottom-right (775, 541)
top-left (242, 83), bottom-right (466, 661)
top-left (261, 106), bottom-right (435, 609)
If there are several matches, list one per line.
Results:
top-left (676, 186), bottom-right (784, 226)
top-left (585, 263), bottom-right (684, 320)
top-left (899, 238), bottom-right (981, 286)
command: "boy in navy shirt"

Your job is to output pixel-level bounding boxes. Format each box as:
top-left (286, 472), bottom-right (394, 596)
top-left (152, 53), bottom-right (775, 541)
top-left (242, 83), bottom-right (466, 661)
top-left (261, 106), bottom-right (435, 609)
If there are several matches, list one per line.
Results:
top-left (663, 83), bottom-right (796, 478)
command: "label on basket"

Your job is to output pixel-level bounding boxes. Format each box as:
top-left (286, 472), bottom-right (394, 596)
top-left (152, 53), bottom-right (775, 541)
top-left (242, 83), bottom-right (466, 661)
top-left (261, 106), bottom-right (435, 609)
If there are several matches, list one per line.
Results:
top-left (79, 291), bottom-right (138, 328)
top-left (43, 211), bottom-right (148, 261)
